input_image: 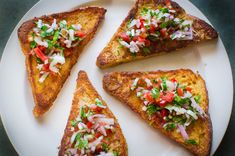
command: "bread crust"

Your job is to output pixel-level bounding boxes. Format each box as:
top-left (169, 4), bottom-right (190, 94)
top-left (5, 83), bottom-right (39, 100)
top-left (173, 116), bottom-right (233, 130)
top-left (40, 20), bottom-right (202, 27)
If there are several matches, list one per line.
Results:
top-left (59, 71), bottom-right (128, 156)
top-left (18, 7), bottom-right (106, 117)
top-left (103, 69), bottom-right (212, 156)
top-left (96, 0), bottom-right (218, 68)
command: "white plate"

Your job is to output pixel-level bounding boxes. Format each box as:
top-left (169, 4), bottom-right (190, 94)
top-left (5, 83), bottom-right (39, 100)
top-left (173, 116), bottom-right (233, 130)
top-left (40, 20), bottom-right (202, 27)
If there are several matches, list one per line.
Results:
top-left (0, 0), bottom-right (233, 155)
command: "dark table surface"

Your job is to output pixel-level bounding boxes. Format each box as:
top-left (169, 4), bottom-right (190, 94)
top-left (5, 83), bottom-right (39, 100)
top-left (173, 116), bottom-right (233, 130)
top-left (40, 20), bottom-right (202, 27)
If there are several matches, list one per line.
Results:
top-left (0, 0), bottom-right (234, 155)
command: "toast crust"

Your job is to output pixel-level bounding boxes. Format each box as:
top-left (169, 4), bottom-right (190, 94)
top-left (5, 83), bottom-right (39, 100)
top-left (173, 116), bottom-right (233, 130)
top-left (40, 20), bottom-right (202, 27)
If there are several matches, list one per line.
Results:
top-left (103, 69), bottom-right (212, 156)
top-left (96, 0), bottom-right (218, 68)
top-left (59, 71), bottom-right (128, 156)
top-left (18, 7), bottom-right (106, 117)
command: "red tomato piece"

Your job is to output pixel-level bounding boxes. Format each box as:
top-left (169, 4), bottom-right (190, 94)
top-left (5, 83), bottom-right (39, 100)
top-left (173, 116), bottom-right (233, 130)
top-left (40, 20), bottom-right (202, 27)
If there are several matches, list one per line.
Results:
top-left (171, 78), bottom-right (177, 83)
top-left (165, 0), bottom-right (171, 6)
top-left (86, 121), bottom-right (93, 129)
top-left (95, 133), bottom-right (102, 138)
top-left (42, 64), bottom-right (50, 72)
top-left (160, 28), bottom-right (167, 38)
top-left (158, 100), bottom-right (167, 107)
top-left (119, 32), bottom-right (130, 42)
top-left (144, 92), bottom-right (155, 103)
top-left (161, 91), bottom-right (174, 103)
top-left (160, 109), bottom-right (169, 117)
top-left (34, 47), bottom-right (48, 62)
top-left (150, 24), bottom-right (156, 34)
top-left (137, 36), bottom-right (146, 43)
top-left (186, 86), bottom-right (192, 92)
top-left (145, 39), bottom-right (151, 47)
top-left (177, 88), bottom-right (184, 96)
top-left (75, 31), bottom-right (86, 38)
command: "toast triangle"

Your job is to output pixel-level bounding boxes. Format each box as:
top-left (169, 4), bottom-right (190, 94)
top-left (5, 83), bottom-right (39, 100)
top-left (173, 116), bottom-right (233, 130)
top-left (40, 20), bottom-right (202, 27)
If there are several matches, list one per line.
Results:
top-left (96, 0), bottom-right (218, 68)
top-left (59, 71), bottom-right (128, 156)
top-left (18, 7), bottom-right (106, 117)
top-left (103, 69), bottom-right (212, 156)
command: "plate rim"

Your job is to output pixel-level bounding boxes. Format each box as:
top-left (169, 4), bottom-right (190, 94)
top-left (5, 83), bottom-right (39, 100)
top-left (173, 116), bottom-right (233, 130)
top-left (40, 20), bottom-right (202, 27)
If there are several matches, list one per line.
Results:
top-left (0, 0), bottom-right (233, 155)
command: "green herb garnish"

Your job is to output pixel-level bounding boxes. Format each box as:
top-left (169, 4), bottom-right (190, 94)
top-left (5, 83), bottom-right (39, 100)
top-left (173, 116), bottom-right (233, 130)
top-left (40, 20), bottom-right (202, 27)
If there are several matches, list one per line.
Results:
top-left (146, 104), bottom-right (161, 116)
top-left (186, 139), bottom-right (198, 145)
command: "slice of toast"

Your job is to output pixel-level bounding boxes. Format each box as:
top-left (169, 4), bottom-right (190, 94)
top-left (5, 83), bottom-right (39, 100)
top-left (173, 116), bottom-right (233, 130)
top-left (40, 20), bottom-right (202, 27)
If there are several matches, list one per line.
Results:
top-left (59, 71), bottom-right (128, 156)
top-left (103, 69), bottom-right (212, 156)
top-left (96, 0), bottom-right (218, 68)
top-left (18, 7), bottom-right (106, 117)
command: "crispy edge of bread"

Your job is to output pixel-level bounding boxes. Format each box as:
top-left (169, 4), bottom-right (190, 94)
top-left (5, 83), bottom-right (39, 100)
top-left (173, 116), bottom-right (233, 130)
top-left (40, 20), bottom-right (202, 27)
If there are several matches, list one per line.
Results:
top-left (59, 71), bottom-right (128, 156)
top-left (17, 7), bottom-right (106, 117)
top-left (96, 0), bottom-right (218, 68)
top-left (103, 69), bottom-right (212, 156)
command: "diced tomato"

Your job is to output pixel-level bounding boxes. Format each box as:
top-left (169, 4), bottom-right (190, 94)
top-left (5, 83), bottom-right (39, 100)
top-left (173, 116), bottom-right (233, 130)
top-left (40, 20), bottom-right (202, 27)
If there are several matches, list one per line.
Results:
top-left (150, 25), bottom-right (156, 34)
top-left (86, 121), bottom-right (93, 129)
top-left (106, 129), bottom-right (112, 135)
top-left (34, 47), bottom-right (48, 62)
top-left (119, 32), bottom-right (130, 42)
top-left (38, 45), bottom-right (46, 52)
top-left (75, 31), bottom-right (86, 38)
top-left (157, 79), bottom-right (162, 84)
top-left (145, 39), bottom-right (151, 47)
top-left (144, 92), bottom-right (155, 103)
top-left (137, 36), bottom-right (146, 43)
top-left (160, 28), bottom-right (167, 38)
top-left (171, 78), bottom-right (177, 83)
top-left (160, 109), bottom-right (168, 117)
top-left (91, 106), bottom-right (102, 112)
top-left (161, 91), bottom-right (174, 103)
top-left (165, 0), bottom-right (171, 6)
top-left (132, 36), bottom-right (138, 42)
top-left (95, 133), bottom-right (102, 138)
top-left (140, 18), bottom-right (145, 28)
top-left (158, 100), bottom-right (167, 107)
top-left (177, 88), bottom-right (184, 96)
top-left (186, 86), bottom-right (192, 92)
top-left (140, 32), bottom-right (148, 38)
top-left (42, 64), bottom-right (50, 72)
top-left (147, 86), bottom-right (153, 90)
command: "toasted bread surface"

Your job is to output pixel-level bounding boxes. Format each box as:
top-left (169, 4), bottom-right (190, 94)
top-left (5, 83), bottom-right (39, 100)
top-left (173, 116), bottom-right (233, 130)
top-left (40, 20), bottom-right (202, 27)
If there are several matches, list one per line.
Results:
top-left (18, 7), bottom-right (106, 117)
top-left (103, 69), bottom-right (212, 156)
top-left (59, 71), bottom-right (128, 156)
top-left (96, 0), bottom-right (218, 68)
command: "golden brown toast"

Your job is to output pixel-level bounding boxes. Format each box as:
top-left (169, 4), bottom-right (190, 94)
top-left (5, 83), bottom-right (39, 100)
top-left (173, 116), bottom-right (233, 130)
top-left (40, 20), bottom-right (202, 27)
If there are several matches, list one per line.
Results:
top-left (96, 0), bottom-right (218, 68)
top-left (59, 71), bottom-right (128, 156)
top-left (103, 69), bottom-right (212, 156)
top-left (18, 7), bottom-right (106, 117)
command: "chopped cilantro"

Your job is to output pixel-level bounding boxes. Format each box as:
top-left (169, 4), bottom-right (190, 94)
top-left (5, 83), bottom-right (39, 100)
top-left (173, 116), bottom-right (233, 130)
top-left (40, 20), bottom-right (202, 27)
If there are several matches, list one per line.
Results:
top-left (173, 96), bottom-right (190, 106)
top-left (95, 98), bottom-right (104, 108)
top-left (151, 87), bottom-right (160, 99)
top-left (30, 41), bottom-right (37, 49)
top-left (101, 143), bottom-right (109, 152)
top-left (113, 151), bottom-right (119, 156)
top-left (41, 25), bottom-right (48, 31)
top-left (141, 8), bottom-right (149, 14)
top-left (163, 123), bottom-right (176, 131)
top-left (148, 35), bottom-right (158, 41)
top-left (53, 30), bottom-right (60, 42)
top-left (186, 139), bottom-right (198, 145)
top-left (80, 106), bottom-right (86, 119)
top-left (143, 47), bottom-right (151, 55)
top-left (71, 120), bottom-right (78, 127)
top-left (160, 8), bottom-right (169, 13)
top-left (194, 95), bottom-right (201, 103)
top-left (40, 31), bottom-right (47, 38)
top-left (36, 57), bottom-right (43, 64)
top-left (146, 104), bottom-right (161, 116)
top-left (161, 77), bottom-right (167, 91)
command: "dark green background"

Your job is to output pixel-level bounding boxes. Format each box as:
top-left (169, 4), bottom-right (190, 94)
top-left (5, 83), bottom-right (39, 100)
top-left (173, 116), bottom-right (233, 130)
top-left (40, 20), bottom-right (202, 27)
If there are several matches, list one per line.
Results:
top-left (0, 0), bottom-right (234, 155)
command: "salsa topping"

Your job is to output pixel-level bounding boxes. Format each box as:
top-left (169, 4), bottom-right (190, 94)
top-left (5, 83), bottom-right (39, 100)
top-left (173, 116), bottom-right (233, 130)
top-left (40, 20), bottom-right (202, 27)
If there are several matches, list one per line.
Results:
top-left (29, 19), bottom-right (86, 83)
top-left (118, 4), bottom-right (193, 54)
top-left (65, 98), bottom-right (119, 156)
top-left (130, 76), bottom-right (206, 143)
